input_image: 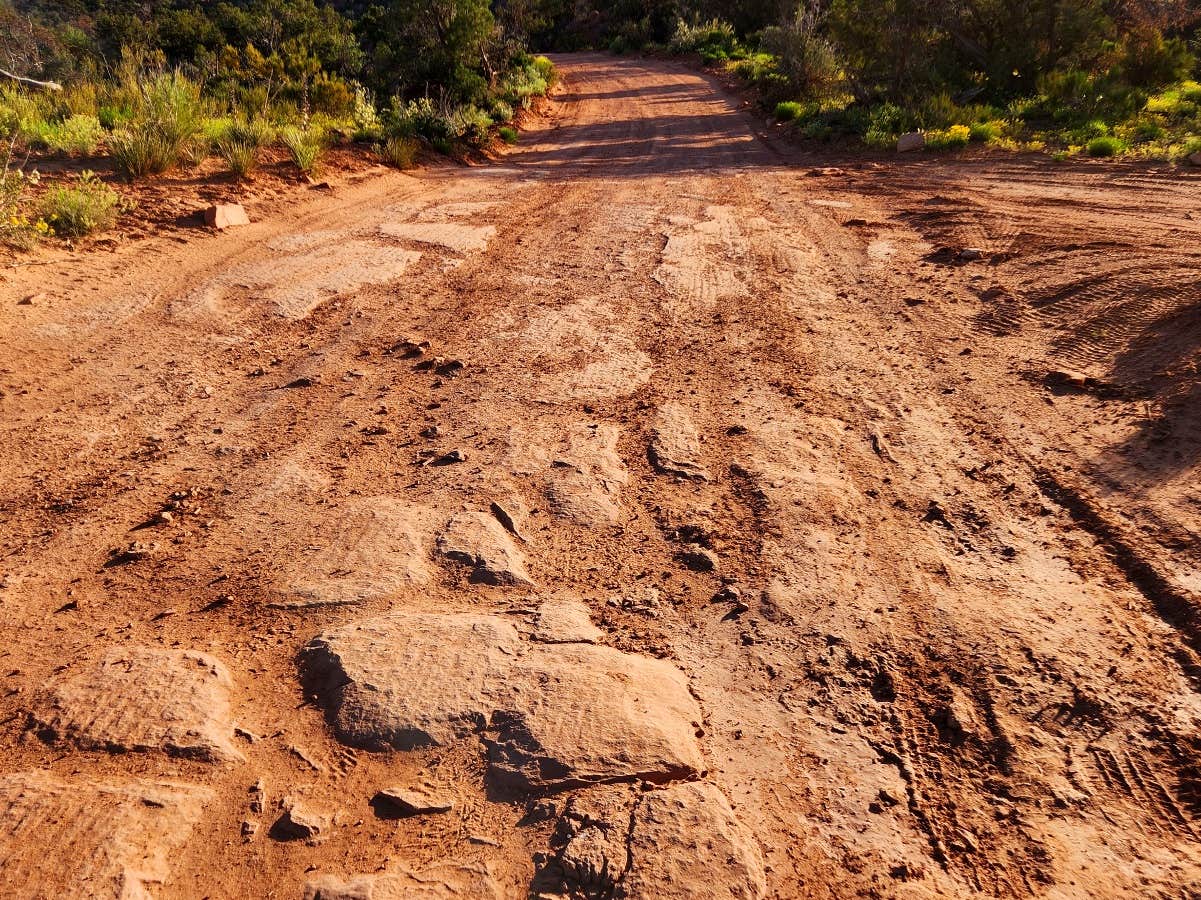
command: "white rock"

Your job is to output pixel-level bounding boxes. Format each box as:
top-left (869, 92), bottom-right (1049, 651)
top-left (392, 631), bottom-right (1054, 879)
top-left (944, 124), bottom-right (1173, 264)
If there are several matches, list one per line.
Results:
top-left (204, 203), bottom-right (250, 229)
top-left (897, 132), bottom-right (925, 152)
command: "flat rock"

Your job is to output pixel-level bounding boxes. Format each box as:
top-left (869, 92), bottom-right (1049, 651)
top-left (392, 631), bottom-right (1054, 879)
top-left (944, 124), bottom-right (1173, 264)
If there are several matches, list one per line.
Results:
top-left (32, 647), bottom-right (241, 763)
top-left (897, 131), bottom-right (925, 152)
top-left (436, 511), bottom-right (534, 586)
top-left (204, 203), bottom-right (250, 229)
top-left (624, 783), bottom-right (766, 900)
top-left (506, 424), bottom-right (628, 526)
top-left (305, 862), bottom-right (501, 900)
top-left (650, 403), bottom-right (712, 481)
top-left (302, 613), bottom-right (523, 750)
top-left (284, 497), bottom-right (430, 603)
top-left (302, 613), bottom-right (702, 791)
top-left (535, 599), bottom-right (603, 644)
top-left (373, 785), bottom-right (454, 816)
top-left (272, 798), bottom-right (330, 843)
top-left (490, 642), bottom-right (704, 791)
top-left (0, 770), bottom-right (211, 899)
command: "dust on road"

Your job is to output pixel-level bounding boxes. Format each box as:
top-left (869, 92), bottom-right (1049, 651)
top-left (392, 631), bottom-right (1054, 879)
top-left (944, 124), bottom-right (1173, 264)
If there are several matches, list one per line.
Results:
top-left (2, 53), bottom-right (1201, 899)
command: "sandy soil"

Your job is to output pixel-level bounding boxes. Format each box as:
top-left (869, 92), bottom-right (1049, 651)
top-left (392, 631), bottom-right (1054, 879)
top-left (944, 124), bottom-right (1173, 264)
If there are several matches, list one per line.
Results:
top-left (1, 54), bottom-right (1200, 899)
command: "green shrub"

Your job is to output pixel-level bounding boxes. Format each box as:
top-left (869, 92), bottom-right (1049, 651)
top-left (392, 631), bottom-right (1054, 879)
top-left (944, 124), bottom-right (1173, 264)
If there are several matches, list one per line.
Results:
top-left (532, 56), bottom-right (558, 88)
top-left (775, 101), bottom-right (804, 122)
top-left (44, 114), bottom-right (104, 156)
top-left (111, 73), bottom-right (204, 178)
top-left (385, 97), bottom-right (454, 142)
top-left (491, 100), bottom-right (514, 124)
top-left (670, 18), bottom-right (737, 56)
top-left (451, 105), bottom-right (493, 147)
top-left (39, 171), bottom-right (124, 238)
top-left (926, 124), bottom-right (971, 150)
top-left (1, 162), bottom-right (50, 249)
top-left (1086, 135), bottom-right (1124, 156)
top-left (380, 135), bottom-right (419, 169)
top-left (280, 125), bottom-right (326, 174)
top-left (1130, 120), bottom-right (1166, 143)
top-left (217, 118), bottom-right (273, 179)
top-left (499, 126), bottom-right (518, 144)
top-left (969, 120), bottom-right (1004, 142)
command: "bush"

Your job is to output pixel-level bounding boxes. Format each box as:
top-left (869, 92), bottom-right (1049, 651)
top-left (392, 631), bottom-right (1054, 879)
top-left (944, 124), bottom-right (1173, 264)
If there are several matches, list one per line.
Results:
top-left (280, 125), bottom-right (326, 175)
top-left (25, 114), bottom-right (104, 156)
top-left (491, 99), bottom-right (514, 124)
top-left (532, 56), bottom-right (558, 89)
top-left (39, 171), bottom-right (124, 238)
top-left (762, 10), bottom-right (843, 100)
top-left (969, 120), bottom-right (1004, 142)
top-left (111, 72), bottom-right (204, 178)
top-left (1, 165), bottom-right (51, 249)
top-left (217, 117), bottom-right (273, 179)
top-left (926, 124), bottom-right (971, 149)
top-left (385, 97), bottom-right (453, 142)
top-left (499, 126), bottom-right (518, 144)
top-left (670, 18), bottom-right (737, 57)
top-left (776, 101), bottom-right (804, 122)
top-left (1086, 135), bottom-right (1124, 156)
top-left (380, 135), bottom-right (418, 169)
top-left (451, 105), bottom-right (493, 146)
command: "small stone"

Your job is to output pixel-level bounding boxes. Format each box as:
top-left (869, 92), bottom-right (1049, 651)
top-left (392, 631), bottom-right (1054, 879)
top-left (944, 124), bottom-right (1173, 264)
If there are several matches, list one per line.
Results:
top-left (680, 548), bottom-right (718, 573)
top-left (420, 425), bottom-right (441, 439)
top-left (897, 132), bottom-right (925, 152)
top-left (282, 376), bottom-right (316, 389)
top-left (203, 203), bottom-right (250, 229)
top-left (249, 779), bottom-right (265, 813)
top-left (429, 448), bottom-right (466, 466)
top-left (389, 338), bottom-right (430, 358)
top-left (241, 819), bottom-right (259, 840)
top-left (271, 798), bottom-right (329, 843)
top-left (1189, 151), bottom-right (1201, 166)
top-left (434, 359), bottom-right (465, 377)
top-left (521, 799), bottom-right (559, 825)
top-left (958, 247), bottom-right (985, 260)
top-left (372, 786), bottom-right (454, 817)
top-left (18, 293), bottom-right (44, 306)
top-left (711, 584), bottom-right (742, 603)
top-left (156, 511), bottom-right (174, 525)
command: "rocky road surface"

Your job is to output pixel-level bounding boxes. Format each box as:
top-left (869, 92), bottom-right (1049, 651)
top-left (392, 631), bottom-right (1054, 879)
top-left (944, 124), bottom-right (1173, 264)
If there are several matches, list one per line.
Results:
top-left (2, 53), bottom-right (1201, 899)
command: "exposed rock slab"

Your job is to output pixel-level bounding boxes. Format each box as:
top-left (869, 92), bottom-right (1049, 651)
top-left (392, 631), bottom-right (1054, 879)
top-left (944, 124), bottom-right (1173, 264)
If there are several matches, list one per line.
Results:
top-left (489, 643), bottom-right (703, 791)
top-left (436, 510), bottom-right (534, 586)
top-left (304, 862), bottom-right (501, 900)
top-left (650, 403), bottom-right (712, 481)
top-left (284, 497), bottom-right (430, 604)
top-left (301, 613), bottom-right (702, 790)
top-left (0, 770), bottom-right (211, 899)
top-left (31, 647), bottom-right (240, 763)
top-left (535, 599), bottom-right (603, 644)
top-left (379, 222), bottom-right (497, 253)
top-left (624, 783), bottom-right (766, 900)
top-left (505, 424), bottom-right (628, 526)
top-left (302, 614), bottom-right (522, 750)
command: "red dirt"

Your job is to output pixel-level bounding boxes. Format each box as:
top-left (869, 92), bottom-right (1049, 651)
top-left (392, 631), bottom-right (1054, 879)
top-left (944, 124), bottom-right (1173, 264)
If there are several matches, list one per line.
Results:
top-left (1, 53), bottom-right (1200, 899)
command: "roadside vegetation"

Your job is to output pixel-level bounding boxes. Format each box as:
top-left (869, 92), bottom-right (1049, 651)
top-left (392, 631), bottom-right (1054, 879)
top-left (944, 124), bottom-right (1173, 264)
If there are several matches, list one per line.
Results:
top-left (528, 0), bottom-right (1201, 161)
top-left (0, 0), bottom-right (557, 248)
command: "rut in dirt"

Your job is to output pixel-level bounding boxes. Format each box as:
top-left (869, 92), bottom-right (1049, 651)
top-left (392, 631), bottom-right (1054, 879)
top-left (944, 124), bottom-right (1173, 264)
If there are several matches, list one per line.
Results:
top-left (1, 53), bottom-right (1201, 899)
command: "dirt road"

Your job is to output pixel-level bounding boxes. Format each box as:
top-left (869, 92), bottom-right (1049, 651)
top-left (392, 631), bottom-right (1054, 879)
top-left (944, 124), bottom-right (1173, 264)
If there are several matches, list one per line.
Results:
top-left (2, 54), bottom-right (1201, 899)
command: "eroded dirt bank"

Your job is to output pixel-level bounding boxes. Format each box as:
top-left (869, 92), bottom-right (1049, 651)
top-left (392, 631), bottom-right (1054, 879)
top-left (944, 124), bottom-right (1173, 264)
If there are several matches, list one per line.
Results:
top-left (1, 53), bottom-right (1200, 899)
